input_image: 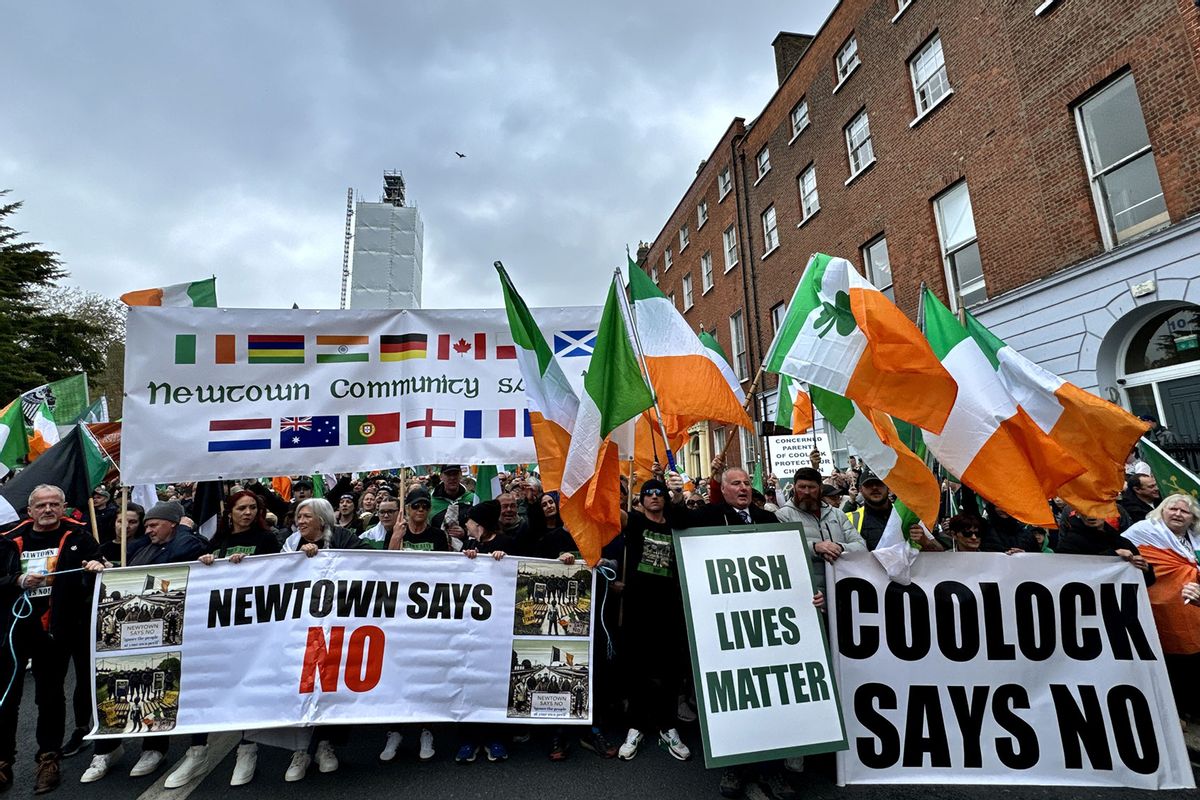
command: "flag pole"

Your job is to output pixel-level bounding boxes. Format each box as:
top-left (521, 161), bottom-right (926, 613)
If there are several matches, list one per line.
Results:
top-left (615, 267), bottom-right (677, 472)
top-left (718, 361), bottom-right (768, 462)
top-left (119, 486), bottom-right (128, 566)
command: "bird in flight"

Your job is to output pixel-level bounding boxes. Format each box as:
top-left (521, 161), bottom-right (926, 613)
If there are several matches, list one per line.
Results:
top-left (455, 151), bottom-right (467, 158)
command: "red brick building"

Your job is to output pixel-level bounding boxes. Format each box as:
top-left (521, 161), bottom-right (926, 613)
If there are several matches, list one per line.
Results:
top-left (638, 0), bottom-right (1200, 471)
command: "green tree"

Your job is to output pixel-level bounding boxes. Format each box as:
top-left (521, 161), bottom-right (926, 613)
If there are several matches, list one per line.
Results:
top-left (0, 191), bottom-right (108, 401)
top-left (36, 284), bottom-right (127, 417)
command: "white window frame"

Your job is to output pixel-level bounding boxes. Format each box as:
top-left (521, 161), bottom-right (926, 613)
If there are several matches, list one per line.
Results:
top-left (844, 109), bottom-right (875, 181)
top-left (701, 251), bottom-right (714, 293)
top-left (933, 181), bottom-right (986, 312)
top-left (679, 223), bottom-right (690, 252)
top-left (788, 98), bottom-right (810, 143)
top-left (729, 310), bottom-right (748, 381)
top-left (755, 146), bottom-right (771, 184)
top-left (797, 164), bottom-right (820, 224)
top-left (834, 35), bottom-right (861, 91)
top-left (669, 291), bottom-right (677, 310)
top-left (723, 225), bottom-right (738, 271)
top-left (682, 273), bottom-right (694, 310)
top-left (761, 205), bottom-right (780, 257)
top-left (909, 34), bottom-right (952, 121)
top-left (770, 301), bottom-right (788, 335)
top-left (739, 426), bottom-right (756, 470)
top-left (893, 0), bottom-right (913, 22)
top-left (651, 264), bottom-right (659, 285)
top-left (718, 167), bottom-right (732, 201)
top-left (1074, 71), bottom-right (1170, 250)
top-left (665, 246), bottom-right (673, 271)
top-left (861, 235), bottom-right (894, 301)
top-left (697, 199), bottom-right (709, 228)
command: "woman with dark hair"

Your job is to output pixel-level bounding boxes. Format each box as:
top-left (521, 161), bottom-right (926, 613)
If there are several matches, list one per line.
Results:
top-left (100, 503), bottom-right (145, 566)
top-left (535, 492), bottom-right (579, 562)
top-left (205, 490), bottom-right (281, 561)
top-left (333, 494), bottom-right (363, 534)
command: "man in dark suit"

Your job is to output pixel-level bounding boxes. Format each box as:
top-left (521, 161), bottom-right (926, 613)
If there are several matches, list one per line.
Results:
top-left (671, 464), bottom-right (778, 527)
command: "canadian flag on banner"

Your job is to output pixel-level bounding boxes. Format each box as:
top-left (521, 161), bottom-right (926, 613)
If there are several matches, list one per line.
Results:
top-left (436, 333), bottom-right (517, 360)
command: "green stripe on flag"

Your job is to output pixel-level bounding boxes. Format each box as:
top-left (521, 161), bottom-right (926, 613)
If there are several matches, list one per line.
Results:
top-left (175, 334), bottom-right (196, 364)
top-left (497, 265), bottom-right (555, 375)
top-left (775, 375), bottom-right (795, 429)
top-left (764, 253), bottom-right (832, 372)
top-left (588, 280), bottom-right (653, 439)
top-left (920, 287), bottom-right (969, 360)
top-left (186, 277), bottom-right (218, 308)
top-left (699, 330), bottom-right (732, 365)
top-left (810, 385), bottom-right (854, 431)
top-left (316, 353), bottom-right (369, 364)
top-left (628, 256), bottom-right (667, 302)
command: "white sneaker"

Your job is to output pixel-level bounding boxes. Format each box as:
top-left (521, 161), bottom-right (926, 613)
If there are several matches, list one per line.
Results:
top-left (80, 746), bottom-right (123, 783)
top-left (658, 728), bottom-right (691, 761)
top-left (230, 743), bottom-right (257, 786)
top-left (315, 740), bottom-right (339, 773)
top-left (617, 728), bottom-right (643, 761)
top-left (129, 749), bottom-right (164, 777)
top-left (284, 751), bottom-right (310, 782)
top-left (379, 731), bottom-right (402, 762)
top-left (164, 745), bottom-right (208, 788)
top-left (419, 728), bottom-right (435, 762)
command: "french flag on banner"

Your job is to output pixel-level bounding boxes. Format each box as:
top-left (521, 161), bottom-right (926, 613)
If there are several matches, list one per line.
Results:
top-left (462, 409), bottom-right (532, 439)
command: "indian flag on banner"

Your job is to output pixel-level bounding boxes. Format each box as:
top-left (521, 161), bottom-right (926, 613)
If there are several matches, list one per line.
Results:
top-left (809, 385), bottom-right (940, 527)
top-left (27, 402), bottom-right (59, 461)
top-left (920, 288), bottom-right (1086, 527)
top-left (764, 253), bottom-right (957, 434)
top-left (497, 264), bottom-right (580, 492)
top-left (963, 310), bottom-right (1150, 519)
top-left (316, 335), bottom-right (370, 364)
top-left (873, 499), bottom-right (926, 585)
top-left (559, 275), bottom-right (654, 565)
top-left (0, 402), bottom-right (27, 476)
top-left (121, 277), bottom-right (217, 307)
top-left (774, 374), bottom-right (813, 434)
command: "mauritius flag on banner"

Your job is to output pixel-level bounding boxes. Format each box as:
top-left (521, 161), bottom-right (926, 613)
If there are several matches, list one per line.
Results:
top-left (248, 335), bottom-right (305, 364)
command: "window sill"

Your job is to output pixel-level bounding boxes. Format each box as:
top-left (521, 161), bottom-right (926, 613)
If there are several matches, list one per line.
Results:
top-left (761, 244), bottom-right (781, 261)
top-left (684, 303), bottom-right (694, 313)
top-left (891, 2), bottom-right (912, 23)
top-left (832, 63), bottom-right (860, 95)
top-left (796, 209), bottom-right (820, 228)
top-left (909, 88), bottom-right (954, 128)
top-left (702, 284), bottom-right (713, 296)
top-left (1034, 0), bottom-right (1061, 15)
top-left (679, 243), bottom-right (690, 253)
top-left (724, 261), bottom-right (738, 273)
top-left (718, 189), bottom-right (731, 203)
top-left (845, 158), bottom-right (876, 186)
top-left (787, 122), bottom-right (810, 146)
top-left (752, 169), bottom-right (771, 187)
top-left (697, 218), bottom-right (708, 230)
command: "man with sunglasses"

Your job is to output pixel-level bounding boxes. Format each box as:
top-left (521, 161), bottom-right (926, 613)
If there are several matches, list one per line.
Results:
top-left (385, 489), bottom-right (450, 552)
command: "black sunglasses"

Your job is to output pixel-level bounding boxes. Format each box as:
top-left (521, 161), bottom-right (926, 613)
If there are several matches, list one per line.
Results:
top-left (407, 502), bottom-right (431, 510)
top-left (642, 488), bottom-right (665, 497)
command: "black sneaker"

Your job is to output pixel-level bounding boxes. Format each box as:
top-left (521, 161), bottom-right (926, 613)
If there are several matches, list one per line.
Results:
top-left (62, 728), bottom-right (89, 758)
top-left (578, 729), bottom-right (618, 758)
top-left (548, 736), bottom-right (569, 761)
top-left (758, 769), bottom-right (797, 800)
top-left (719, 768), bottom-right (743, 799)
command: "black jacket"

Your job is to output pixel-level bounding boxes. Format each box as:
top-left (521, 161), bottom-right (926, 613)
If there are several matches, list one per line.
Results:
top-left (5, 517), bottom-right (101, 638)
top-left (1056, 515), bottom-right (1156, 586)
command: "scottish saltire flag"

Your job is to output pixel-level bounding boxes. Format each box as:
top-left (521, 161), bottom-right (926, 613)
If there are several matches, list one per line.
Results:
top-left (280, 416), bottom-right (340, 449)
top-left (553, 330), bottom-right (596, 357)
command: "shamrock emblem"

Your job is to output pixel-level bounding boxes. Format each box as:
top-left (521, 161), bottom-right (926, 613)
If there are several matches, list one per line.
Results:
top-left (813, 290), bottom-right (856, 338)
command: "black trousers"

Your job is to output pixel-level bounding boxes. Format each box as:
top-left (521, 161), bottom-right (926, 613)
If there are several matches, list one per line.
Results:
top-left (67, 629), bottom-right (92, 733)
top-left (0, 620), bottom-right (70, 761)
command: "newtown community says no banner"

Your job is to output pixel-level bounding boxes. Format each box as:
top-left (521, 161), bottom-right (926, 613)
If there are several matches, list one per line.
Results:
top-left (121, 306), bottom-right (600, 483)
top-left (88, 551), bottom-right (596, 737)
top-left (828, 552), bottom-right (1194, 789)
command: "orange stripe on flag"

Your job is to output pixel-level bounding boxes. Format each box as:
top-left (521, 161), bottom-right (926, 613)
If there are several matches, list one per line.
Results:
top-left (216, 334), bottom-right (236, 364)
top-left (316, 335), bottom-right (370, 345)
top-left (643, 354), bottom-right (752, 432)
top-left (528, 412), bottom-right (572, 493)
top-left (863, 408), bottom-right (940, 528)
top-left (792, 389), bottom-right (814, 435)
top-left (120, 288), bottom-right (164, 306)
top-left (1138, 545), bottom-right (1200, 654)
top-left (559, 440), bottom-right (624, 566)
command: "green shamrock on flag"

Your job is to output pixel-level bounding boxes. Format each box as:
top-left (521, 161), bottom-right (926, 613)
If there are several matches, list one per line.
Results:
top-left (814, 290), bottom-right (856, 338)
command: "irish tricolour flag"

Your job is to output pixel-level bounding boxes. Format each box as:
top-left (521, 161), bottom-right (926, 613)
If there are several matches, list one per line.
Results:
top-left (963, 310), bottom-right (1150, 519)
top-left (774, 374), bottom-right (812, 434)
top-left (121, 277), bottom-right (217, 307)
top-left (765, 254), bottom-right (957, 435)
top-left (920, 288), bottom-right (1086, 527)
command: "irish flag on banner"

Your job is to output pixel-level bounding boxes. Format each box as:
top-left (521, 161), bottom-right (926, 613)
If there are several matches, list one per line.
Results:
top-left (920, 288), bottom-right (1085, 527)
top-left (121, 277), bottom-right (217, 307)
top-left (764, 254), bottom-right (957, 434)
top-left (559, 275), bottom-right (654, 565)
top-left (774, 374), bottom-right (813, 434)
top-left (496, 264), bottom-right (579, 493)
top-left (963, 310), bottom-right (1150, 519)
top-left (0, 402), bottom-right (27, 476)
top-left (809, 385), bottom-right (940, 527)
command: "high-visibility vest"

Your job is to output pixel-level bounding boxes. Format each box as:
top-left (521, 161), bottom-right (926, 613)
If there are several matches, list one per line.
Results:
top-left (847, 508), bottom-right (865, 532)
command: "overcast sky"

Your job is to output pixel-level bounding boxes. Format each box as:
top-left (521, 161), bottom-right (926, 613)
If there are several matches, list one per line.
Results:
top-left (3, 2), bottom-right (835, 312)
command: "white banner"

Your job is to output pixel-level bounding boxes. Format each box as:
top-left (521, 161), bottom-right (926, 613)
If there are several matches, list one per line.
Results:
top-left (769, 433), bottom-right (834, 479)
top-left (89, 551), bottom-right (595, 736)
top-left (829, 552), bottom-right (1194, 789)
top-left (122, 306), bottom-right (601, 483)
top-left (675, 524), bottom-right (847, 767)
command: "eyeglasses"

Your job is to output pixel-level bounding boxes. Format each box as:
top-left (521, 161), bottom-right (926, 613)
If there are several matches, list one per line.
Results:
top-left (642, 488), bottom-right (665, 497)
top-left (378, 508), bottom-right (400, 515)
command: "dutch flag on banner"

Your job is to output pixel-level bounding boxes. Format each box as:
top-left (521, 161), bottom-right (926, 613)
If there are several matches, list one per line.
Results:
top-left (462, 409), bottom-right (532, 439)
top-left (208, 417), bottom-right (273, 452)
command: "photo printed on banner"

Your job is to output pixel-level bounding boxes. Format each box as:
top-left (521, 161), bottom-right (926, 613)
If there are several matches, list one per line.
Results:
top-left (95, 566), bottom-right (190, 651)
top-left (513, 560), bottom-right (591, 637)
top-left (95, 652), bottom-right (181, 735)
top-left (507, 638), bottom-right (590, 719)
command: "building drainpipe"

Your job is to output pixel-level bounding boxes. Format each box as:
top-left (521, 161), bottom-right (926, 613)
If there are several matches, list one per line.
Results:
top-left (731, 132), bottom-right (764, 469)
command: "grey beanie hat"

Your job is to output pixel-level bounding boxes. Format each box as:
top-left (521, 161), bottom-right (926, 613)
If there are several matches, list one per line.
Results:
top-left (145, 500), bottom-right (184, 525)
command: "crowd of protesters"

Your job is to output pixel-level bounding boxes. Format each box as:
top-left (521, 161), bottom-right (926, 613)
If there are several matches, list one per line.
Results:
top-left (0, 447), bottom-right (1197, 798)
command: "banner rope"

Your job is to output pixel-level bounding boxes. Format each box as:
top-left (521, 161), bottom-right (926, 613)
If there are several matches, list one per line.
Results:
top-left (0, 566), bottom-right (92, 709)
top-left (595, 562), bottom-right (617, 661)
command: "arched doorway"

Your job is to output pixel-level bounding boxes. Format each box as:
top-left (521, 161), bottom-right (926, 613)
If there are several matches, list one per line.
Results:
top-left (1118, 302), bottom-right (1200, 442)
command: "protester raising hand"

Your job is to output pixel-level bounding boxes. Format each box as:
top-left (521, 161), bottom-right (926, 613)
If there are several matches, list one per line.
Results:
top-left (387, 515), bottom-right (408, 550)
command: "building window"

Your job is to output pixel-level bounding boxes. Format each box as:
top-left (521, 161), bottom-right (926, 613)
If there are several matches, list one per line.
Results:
top-left (679, 224), bottom-right (690, 251)
top-left (835, 35), bottom-right (860, 85)
top-left (651, 264), bottom-right (659, 284)
top-left (670, 292), bottom-right (677, 310)
top-left (933, 181), bottom-right (986, 309)
top-left (739, 426), bottom-right (756, 470)
top-left (1075, 72), bottom-right (1170, 248)
top-left (756, 146), bottom-right (771, 181)
top-left (723, 225), bottom-right (738, 271)
top-left (718, 167), bottom-right (732, 200)
top-left (761, 205), bottom-right (780, 254)
top-left (790, 98), bottom-right (810, 140)
top-left (897, 0), bottom-right (913, 14)
top-left (682, 273), bottom-right (694, 310)
top-left (845, 109), bottom-right (875, 177)
top-left (697, 199), bottom-right (709, 229)
top-left (910, 35), bottom-right (950, 116)
top-left (665, 246), bottom-right (673, 271)
top-left (701, 251), bottom-right (714, 292)
top-left (862, 235), bottom-right (894, 301)
top-left (771, 302), bottom-right (788, 334)
top-left (730, 310), bottom-right (748, 380)
top-left (713, 425), bottom-right (727, 456)
top-left (798, 164), bottom-right (819, 222)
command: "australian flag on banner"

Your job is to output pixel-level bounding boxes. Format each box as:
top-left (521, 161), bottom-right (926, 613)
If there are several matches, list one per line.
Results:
top-left (280, 416), bottom-right (340, 449)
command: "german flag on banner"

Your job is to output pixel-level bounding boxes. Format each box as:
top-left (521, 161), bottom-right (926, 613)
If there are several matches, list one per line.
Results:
top-left (381, 334), bottom-right (427, 362)
top-left (248, 335), bottom-right (304, 364)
